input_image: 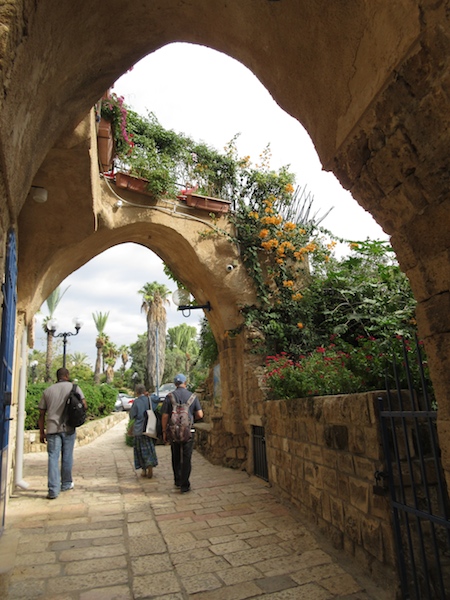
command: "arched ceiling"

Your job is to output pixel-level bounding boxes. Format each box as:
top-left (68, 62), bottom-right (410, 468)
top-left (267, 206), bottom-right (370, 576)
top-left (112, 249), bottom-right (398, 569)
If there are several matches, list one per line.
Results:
top-left (1, 0), bottom-right (420, 217)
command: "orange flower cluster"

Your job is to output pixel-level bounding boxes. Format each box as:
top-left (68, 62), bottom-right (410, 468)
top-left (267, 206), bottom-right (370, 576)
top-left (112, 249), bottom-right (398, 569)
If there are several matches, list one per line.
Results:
top-left (278, 241), bottom-right (295, 253)
top-left (294, 242), bottom-right (317, 260)
top-left (282, 280), bottom-right (294, 288)
top-left (283, 221), bottom-right (296, 231)
top-left (261, 215), bottom-right (283, 225)
top-left (261, 239), bottom-right (279, 250)
top-left (258, 229), bottom-right (270, 239)
top-left (294, 249), bottom-right (307, 259)
top-left (249, 211), bottom-right (259, 220)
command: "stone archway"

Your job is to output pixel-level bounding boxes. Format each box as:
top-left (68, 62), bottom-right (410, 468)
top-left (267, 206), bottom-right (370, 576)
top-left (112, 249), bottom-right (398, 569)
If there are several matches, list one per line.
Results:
top-left (16, 109), bottom-right (259, 445)
top-left (2, 2), bottom-right (450, 486)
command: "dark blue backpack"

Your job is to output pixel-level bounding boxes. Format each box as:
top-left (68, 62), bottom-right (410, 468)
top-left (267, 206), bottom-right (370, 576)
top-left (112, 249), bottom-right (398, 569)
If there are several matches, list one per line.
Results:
top-left (65, 384), bottom-right (86, 428)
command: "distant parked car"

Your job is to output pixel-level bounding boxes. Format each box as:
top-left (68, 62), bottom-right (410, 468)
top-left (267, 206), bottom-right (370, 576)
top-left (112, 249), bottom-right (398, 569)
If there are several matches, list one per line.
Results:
top-left (115, 393), bottom-right (134, 411)
top-left (148, 382), bottom-right (176, 441)
top-left (150, 382), bottom-right (176, 409)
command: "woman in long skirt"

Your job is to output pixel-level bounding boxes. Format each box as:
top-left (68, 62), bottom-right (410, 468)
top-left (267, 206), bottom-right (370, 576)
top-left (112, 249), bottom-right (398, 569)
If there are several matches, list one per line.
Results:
top-left (129, 384), bottom-right (158, 478)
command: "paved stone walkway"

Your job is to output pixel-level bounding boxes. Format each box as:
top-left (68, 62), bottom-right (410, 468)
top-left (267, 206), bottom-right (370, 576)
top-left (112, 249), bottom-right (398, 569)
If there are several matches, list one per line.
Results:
top-left (4, 420), bottom-right (393, 599)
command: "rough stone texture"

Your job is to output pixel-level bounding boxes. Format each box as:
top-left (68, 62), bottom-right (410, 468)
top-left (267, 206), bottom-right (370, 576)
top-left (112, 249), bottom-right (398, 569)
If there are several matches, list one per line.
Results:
top-left (260, 393), bottom-right (393, 584)
top-left (1, 0), bottom-right (450, 556)
top-left (22, 411), bottom-right (127, 453)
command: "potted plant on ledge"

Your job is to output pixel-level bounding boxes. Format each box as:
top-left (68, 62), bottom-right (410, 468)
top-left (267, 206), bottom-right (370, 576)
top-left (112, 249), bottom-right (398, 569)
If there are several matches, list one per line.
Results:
top-left (98, 92), bottom-right (133, 175)
top-left (99, 93), bottom-right (179, 198)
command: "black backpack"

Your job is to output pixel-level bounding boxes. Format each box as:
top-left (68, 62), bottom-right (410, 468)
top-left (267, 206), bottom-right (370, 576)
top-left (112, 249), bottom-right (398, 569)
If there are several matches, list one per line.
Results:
top-left (65, 383), bottom-right (86, 428)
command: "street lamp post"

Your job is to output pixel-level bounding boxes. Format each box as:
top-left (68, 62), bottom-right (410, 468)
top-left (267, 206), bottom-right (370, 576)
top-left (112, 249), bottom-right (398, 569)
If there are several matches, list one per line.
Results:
top-left (131, 371), bottom-right (139, 392)
top-left (47, 317), bottom-right (83, 368)
top-left (30, 360), bottom-right (38, 383)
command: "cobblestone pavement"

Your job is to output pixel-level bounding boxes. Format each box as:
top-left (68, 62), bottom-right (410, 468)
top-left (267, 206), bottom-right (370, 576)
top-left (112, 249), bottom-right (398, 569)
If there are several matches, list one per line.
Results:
top-left (4, 420), bottom-right (393, 599)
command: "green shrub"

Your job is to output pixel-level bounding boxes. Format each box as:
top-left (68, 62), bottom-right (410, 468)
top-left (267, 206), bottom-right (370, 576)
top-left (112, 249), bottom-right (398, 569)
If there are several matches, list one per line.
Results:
top-left (125, 418), bottom-right (135, 447)
top-left (25, 383), bottom-right (48, 430)
top-left (264, 348), bottom-right (364, 399)
top-left (264, 335), bottom-right (432, 400)
top-left (25, 382), bottom-right (118, 430)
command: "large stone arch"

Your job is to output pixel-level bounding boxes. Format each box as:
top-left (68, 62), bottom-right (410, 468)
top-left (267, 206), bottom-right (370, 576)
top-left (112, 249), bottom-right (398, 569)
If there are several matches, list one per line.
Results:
top-left (1, 2), bottom-right (450, 484)
top-left (16, 110), bottom-right (257, 442)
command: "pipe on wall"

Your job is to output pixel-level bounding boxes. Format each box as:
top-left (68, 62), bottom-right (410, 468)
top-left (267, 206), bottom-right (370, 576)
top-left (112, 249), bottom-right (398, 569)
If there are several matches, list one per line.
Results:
top-left (15, 328), bottom-right (29, 490)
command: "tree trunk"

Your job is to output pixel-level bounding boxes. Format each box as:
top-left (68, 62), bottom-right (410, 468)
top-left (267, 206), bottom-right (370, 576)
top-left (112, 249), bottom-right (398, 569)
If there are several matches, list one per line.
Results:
top-left (106, 364), bottom-right (114, 384)
top-left (45, 331), bottom-right (53, 382)
top-left (94, 342), bottom-right (103, 384)
top-left (146, 306), bottom-right (167, 391)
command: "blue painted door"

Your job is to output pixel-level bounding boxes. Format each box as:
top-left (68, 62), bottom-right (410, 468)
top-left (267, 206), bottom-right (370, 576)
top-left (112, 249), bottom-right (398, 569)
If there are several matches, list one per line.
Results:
top-left (0, 230), bottom-right (17, 534)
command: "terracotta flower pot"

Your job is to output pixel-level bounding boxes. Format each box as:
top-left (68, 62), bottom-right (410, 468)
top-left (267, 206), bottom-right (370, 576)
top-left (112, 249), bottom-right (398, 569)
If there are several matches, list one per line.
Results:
top-left (115, 172), bottom-right (154, 197)
top-left (97, 117), bottom-right (114, 172)
top-left (184, 193), bottom-right (231, 214)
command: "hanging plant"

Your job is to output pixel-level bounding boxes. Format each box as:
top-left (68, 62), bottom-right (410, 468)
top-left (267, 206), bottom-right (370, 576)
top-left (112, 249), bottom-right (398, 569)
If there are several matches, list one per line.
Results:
top-left (100, 92), bottom-right (134, 157)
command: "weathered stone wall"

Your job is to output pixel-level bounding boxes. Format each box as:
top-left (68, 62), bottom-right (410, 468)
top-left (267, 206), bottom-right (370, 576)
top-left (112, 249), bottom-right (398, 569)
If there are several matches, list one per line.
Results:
top-left (22, 411), bottom-right (127, 454)
top-left (195, 361), bottom-right (248, 468)
top-left (195, 330), bottom-right (269, 469)
top-left (3, 0), bottom-right (450, 538)
top-left (261, 393), bottom-right (395, 584)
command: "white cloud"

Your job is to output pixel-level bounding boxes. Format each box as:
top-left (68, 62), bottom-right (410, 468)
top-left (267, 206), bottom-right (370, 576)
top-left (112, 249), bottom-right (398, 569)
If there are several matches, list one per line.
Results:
top-left (33, 244), bottom-right (202, 369)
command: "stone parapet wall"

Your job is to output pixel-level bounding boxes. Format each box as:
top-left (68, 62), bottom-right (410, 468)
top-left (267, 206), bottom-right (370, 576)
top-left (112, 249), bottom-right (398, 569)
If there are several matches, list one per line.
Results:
top-left (195, 419), bottom-right (247, 468)
top-left (23, 411), bottom-right (128, 453)
top-left (262, 392), bottom-right (395, 583)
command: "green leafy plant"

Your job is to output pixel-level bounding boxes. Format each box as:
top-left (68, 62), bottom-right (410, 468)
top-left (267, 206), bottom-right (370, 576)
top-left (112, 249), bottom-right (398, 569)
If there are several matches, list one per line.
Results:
top-left (25, 382), bottom-right (117, 430)
top-left (264, 335), bottom-right (432, 400)
top-left (100, 93), bottom-right (134, 156)
top-left (125, 418), bottom-right (135, 447)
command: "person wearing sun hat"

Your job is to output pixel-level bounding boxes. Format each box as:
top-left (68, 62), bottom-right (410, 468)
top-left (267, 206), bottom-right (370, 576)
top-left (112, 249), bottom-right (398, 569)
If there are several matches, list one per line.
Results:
top-left (161, 374), bottom-right (203, 493)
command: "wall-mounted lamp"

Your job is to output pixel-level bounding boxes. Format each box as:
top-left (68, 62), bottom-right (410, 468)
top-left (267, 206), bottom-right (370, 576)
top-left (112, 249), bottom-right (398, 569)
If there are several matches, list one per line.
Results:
top-left (30, 186), bottom-right (48, 203)
top-left (172, 288), bottom-right (211, 318)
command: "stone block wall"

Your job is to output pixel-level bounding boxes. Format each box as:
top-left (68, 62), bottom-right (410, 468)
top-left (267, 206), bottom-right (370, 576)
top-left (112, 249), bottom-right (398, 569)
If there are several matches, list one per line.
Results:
top-left (22, 412), bottom-right (128, 453)
top-left (261, 392), bottom-right (396, 583)
top-left (195, 364), bottom-right (248, 468)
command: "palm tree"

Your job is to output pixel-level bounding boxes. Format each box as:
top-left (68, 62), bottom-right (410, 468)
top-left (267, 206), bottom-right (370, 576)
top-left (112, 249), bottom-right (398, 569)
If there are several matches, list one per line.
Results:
top-left (67, 351), bottom-right (92, 381)
top-left (42, 286), bottom-right (70, 381)
top-left (139, 282), bottom-right (170, 391)
top-left (92, 311), bottom-right (109, 384)
top-left (103, 340), bottom-right (119, 384)
top-left (119, 345), bottom-right (129, 374)
top-left (69, 352), bottom-right (90, 368)
top-left (167, 323), bottom-right (198, 375)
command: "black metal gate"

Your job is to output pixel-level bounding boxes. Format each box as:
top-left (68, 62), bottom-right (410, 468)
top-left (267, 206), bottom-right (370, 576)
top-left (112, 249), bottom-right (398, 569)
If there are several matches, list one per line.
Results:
top-left (252, 425), bottom-right (268, 481)
top-left (379, 337), bottom-right (450, 599)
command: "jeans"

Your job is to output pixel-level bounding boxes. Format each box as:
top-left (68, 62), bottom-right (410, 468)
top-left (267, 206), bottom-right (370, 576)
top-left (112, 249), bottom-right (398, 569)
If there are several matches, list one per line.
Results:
top-left (171, 439), bottom-right (193, 490)
top-left (46, 431), bottom-right (76, 497)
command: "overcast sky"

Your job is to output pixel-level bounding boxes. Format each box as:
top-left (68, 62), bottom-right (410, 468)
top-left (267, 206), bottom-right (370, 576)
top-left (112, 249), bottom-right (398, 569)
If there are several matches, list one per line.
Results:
top-left (33, 43), bottom-right (388, 370)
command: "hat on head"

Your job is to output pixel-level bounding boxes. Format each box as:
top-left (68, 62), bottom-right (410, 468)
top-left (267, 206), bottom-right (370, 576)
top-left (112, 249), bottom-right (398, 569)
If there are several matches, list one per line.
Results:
top-left (174, 373), bottom-right (187, 385)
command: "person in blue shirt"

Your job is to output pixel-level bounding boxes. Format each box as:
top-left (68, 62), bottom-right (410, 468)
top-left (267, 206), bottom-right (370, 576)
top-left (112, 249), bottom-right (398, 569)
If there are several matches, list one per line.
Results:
top-left (129, 384), bottom-right (158, 478)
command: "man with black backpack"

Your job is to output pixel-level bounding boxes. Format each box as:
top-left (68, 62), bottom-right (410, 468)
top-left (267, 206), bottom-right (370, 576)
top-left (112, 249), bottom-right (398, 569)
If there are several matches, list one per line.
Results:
top-left (161, 373), bottom-right (203, 493)
top-left (38, 368), bottom-right (87, 499)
